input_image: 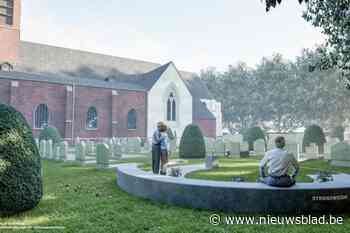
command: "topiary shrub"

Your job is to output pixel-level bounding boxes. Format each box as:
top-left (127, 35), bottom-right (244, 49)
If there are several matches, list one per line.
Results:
top-left (331, 126), bottom-right (345, 142)
top-left (0, 104), bottom-right (43, 215)
top-left (331, 142), bottom-right (350, 162)
top-left (242, 127), bottom-right (265, 151)
top-left (179, 124), bottom-right (206, 159)
top-left (39, 126), bottom-right (62, 145)
top-left (302, 124), bottom-right (326, 154)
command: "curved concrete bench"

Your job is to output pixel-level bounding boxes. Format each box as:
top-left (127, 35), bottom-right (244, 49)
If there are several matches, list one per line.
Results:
top-left (116, 163), bottom-right (350, 214)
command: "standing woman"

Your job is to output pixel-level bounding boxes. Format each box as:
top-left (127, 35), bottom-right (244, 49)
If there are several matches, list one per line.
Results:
top-left (159, 124), bottom-right (169, 175)
top-left (151, 122), bottom-right (163, 174)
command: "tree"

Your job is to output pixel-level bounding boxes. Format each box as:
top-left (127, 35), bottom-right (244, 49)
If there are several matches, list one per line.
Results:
top-left (243, 127), bottom-right (266, 151)
top-left (0, 104), bottom-right (43, 215)
top-left (264, 0), bottom-right (308, 12)
top-left (254, 54), bottom-right (304, 132)
top-left (179, 124), bottom-right (206, 159)
top-left (264, 0), bottom-right (350, 87)
top-left (200, 62), bottom-right (257, 132)
top-left (302, 124), bottom-right (327, 153)
top-left (39, 126), bottom-right (62, 145)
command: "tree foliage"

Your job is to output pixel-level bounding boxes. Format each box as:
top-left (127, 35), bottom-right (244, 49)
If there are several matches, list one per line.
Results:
top-left (39, 126), bottom-right (62, 145)
top-left (242, 127), bottom-right (265, 150)
top-left (302, 124), bottom-right (326, 153)
top-left (0, 104), bottom-right (43, 215)
top-left (264, 0), bottom-right (308, 11)
top-left (264, 0), bottom-right (350, 87)
top-left (179, 124), bottom-right (206, 159)
top-left (200, 50), bottom-right (350, 133)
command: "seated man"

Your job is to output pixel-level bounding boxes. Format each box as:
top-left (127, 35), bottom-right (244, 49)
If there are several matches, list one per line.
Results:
top-left (259, 136), bottom-right (299, 187)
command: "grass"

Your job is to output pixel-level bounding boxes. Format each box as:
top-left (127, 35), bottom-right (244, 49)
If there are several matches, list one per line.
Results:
top-left (186, 157), bottom-right (350, 183)
top-left (0, 158), bottom-right (349, 233)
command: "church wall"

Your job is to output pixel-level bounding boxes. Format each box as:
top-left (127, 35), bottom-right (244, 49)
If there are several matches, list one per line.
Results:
top-left (147, 63), bottom-right (193, 138)
top-left (6, 79), bottom-right (67, 138)
top-left (0, 79), bottom-right (10, 104)
top-left (194, 119), bottom-right (217, 138)
top-left (74, 86), bottom-right (113, 139)
top-left (0, 76), bottom-right (147, 139)
top-left (114, 90), bottom-right (147, 138)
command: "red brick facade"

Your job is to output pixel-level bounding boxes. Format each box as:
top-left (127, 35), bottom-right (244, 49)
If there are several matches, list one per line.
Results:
top-left (194, 119), bottom-right (216, 138)
top-left (0, 0), bottom-right (21, 63)
top-left (0, 78), bottom-right (147, 140)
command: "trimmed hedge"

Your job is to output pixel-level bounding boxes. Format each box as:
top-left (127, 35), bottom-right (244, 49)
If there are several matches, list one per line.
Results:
top-left (302, 124), bottom-right (326, 153)
top-left (0, 104), bottom-right (43, 215)
top-left (39, 126), bottom-right (62, 145)
top-left (179, 124), bottom-right (206, 159)
top-left (242, 127), bottom-right (265, 151)
top-left (331, 142), bottom-right (350, 161)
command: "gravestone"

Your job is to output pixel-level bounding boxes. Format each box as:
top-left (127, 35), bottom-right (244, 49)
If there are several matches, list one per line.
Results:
top-left (214, 140), bottom-right (226, 156)
top-left (53, 145), bottom-right (60, 160)
top-left (223, 134), bottom-right (243, 144)
top-left (225, 141), bottom-right (240, 157)
top-left (59, 141), bottom-right (68, 161)
top-left (35, 138), bottom-right (40, 149)
top-left (169, 138), bottom-right (177, 154)
top-left (127, 137), bottom-right (141, 153)
top-left (240, 142), bottom-right (249, 152)
top-left (46, 140), bottom-right (53, 159)
top-left (75, 141), bottom-right (86, 163)
top-left (204, 137), bottom-right (215, 155)
top-left (254, 139), bottom-right (266, 155)
top-left (331, 142), bottom-right (350, 167)
top-left (143, 138), bottom-right (151, 152)
top-left (39, 140), bottom-right (46, 158)
top-left (112, 142), bottom-right (122, 159)
top-left (75, 137), bottom-right (81, 145)
top-left (96, 143), bottom-right (111, 169)
top-left (285, 143), bottom-right (300, 161)
top-left (205, 155), bottom-right (219, 169)
top-left (305, 143), bottom-right (318, 160)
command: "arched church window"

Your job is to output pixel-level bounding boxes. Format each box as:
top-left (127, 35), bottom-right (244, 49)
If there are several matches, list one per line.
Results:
top-left (127, 109), bottom-right (137, 130)
top-left (166, 92), bottom-right (176, 121)
top-left (34, 104), bottom-right (49, 129)
top-left (86, 107), bottom-right (98, 129)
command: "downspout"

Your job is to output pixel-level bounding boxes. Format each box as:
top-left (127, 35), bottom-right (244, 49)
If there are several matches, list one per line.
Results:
top-left (71, 83), bottom-right (76, 142)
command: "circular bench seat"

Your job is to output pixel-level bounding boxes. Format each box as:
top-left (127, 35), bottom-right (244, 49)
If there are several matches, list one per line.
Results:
top-left (116, 164), bottom-right (350, 214)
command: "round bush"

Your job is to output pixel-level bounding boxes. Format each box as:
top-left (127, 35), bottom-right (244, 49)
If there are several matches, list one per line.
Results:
top-left (179, 124), bottom-right (206, 159)
top-left (331, 126), bottom-right (345, 142)
top-left (242, 127), bottom-right (265, 151)
top-left (302, 124), bottom-right (326, 153)
top-left (331, 142), bottom-right (350, 161)
top-left (39, 126), bottom-right (62, 145)
top-left (0, 104), bottom-right (43, 215)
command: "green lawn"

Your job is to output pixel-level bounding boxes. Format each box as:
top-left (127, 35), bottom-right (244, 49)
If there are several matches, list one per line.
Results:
top-left (186, 157), bottom-right (350, 183)
top-left (0, 158), bottom-right (349, 233)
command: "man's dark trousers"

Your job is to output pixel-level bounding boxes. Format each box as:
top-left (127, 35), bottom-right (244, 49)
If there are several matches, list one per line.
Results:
top-left (152, 144), bottom-right (160, 174)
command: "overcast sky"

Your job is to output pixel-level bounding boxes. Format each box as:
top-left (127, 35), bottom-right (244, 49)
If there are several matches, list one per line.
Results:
top-left (21, 0), bottom-right (325, 73)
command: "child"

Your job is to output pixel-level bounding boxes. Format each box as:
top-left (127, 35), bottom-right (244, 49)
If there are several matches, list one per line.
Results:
top-left (159, 126), bottom-right (169, 175)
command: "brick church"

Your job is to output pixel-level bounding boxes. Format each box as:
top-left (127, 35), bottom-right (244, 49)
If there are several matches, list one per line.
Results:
top-left (0, 0), bottom-right (222, 141)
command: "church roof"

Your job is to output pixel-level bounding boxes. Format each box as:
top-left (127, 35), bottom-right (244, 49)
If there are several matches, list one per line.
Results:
top-left (193, 99), bottom-right (216, 120)
top-left (113, 62), bottom-right (172, 90)
top-left (13, 41), bottom-right (216, 119)
top-left (0, 70), bottom-right (146, 91)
